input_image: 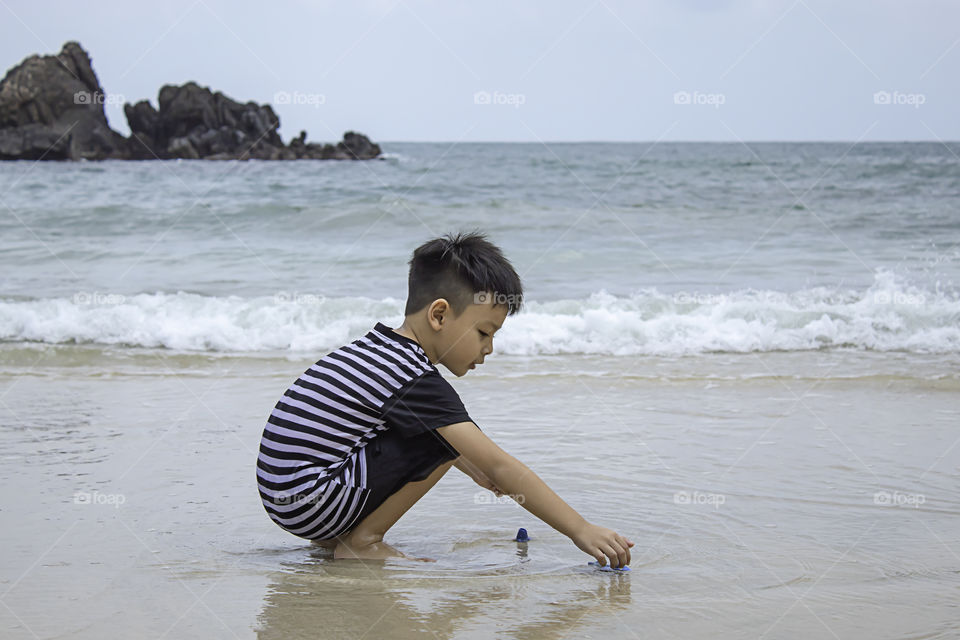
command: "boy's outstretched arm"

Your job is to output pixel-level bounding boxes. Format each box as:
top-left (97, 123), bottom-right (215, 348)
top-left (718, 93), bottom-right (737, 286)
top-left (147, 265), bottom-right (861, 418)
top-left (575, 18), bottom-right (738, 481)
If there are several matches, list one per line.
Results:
top-left (454, 457), bottom-right (503, 496)
top-left (438, 421), bottom-right (635, 569)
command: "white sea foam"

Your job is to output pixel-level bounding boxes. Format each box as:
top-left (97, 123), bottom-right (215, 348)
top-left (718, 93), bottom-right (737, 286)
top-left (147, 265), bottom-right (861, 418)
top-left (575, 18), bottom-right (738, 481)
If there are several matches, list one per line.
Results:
top-left (1, 273), bottom-right (957, 355)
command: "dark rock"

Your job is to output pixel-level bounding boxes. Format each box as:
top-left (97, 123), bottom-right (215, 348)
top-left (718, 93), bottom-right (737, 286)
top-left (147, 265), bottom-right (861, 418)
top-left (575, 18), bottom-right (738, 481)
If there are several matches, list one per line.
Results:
top-left (284, 132), bottom-right (382, 160)
top-left (120, 83), bottom-right (381, 160)
top-left (0, 123), bottom-right (71, 160)
top-left (167, 136), bottom-right (200, 160)
top-left (124, 101), bottom-right (159, 138)
top-left (0, 41), bottom-right (129, 160)
top-left (0, 42), bottom-right (381, 161)
top-left (338, 131), bottom-right (382, 159)
top-left (127, 81), bottom-right (284, 160)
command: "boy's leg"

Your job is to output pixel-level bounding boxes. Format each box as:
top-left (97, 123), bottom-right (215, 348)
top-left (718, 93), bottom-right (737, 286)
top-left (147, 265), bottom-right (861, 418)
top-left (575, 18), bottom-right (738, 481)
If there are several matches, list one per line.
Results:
top-left (334, 457), bottom-right (458, 560)
top-left (310, 539), bottom-right (338, 549)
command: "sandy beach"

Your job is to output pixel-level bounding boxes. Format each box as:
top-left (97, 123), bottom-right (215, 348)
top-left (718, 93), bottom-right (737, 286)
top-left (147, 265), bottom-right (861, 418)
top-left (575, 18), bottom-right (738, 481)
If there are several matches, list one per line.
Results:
top-left (1, 344), bottom-right (957, 638)
top-left (2, 143), bottom-right (958, 639)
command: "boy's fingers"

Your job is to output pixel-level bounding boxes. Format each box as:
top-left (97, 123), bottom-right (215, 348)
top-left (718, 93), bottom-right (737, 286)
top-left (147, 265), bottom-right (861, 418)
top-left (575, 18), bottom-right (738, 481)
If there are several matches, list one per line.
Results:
top-left (617, 548), bottom-right (630, 567)
top-left (614, 541), bottom-right (630, 566)
top-left (615, 541), bottom-right (629, 566)
top-left (599, 544), bottom-right (621, 568)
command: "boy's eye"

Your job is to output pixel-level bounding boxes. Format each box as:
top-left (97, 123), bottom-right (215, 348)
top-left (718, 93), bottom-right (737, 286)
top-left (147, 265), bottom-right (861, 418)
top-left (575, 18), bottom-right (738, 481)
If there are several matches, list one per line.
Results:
top-left (479, 330), bottom-right (489, 337)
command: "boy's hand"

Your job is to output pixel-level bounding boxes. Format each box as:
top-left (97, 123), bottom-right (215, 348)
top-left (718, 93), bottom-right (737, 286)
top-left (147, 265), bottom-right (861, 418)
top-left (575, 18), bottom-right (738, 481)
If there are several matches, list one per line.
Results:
top-left (571, 522), bottom-right (634, 569)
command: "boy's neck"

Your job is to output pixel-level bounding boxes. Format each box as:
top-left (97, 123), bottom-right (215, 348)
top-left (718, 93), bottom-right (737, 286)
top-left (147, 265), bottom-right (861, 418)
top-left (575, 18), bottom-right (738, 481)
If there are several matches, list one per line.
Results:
top-left (392, 320), bottom-right (440, 365)
top-left (392, 323), bottom-right (422, 347)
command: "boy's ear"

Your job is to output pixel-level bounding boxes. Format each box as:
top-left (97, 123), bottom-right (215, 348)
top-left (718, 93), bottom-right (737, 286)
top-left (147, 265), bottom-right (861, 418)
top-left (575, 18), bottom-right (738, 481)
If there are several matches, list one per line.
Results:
top-left (427, 298), bottom-right (451, 330)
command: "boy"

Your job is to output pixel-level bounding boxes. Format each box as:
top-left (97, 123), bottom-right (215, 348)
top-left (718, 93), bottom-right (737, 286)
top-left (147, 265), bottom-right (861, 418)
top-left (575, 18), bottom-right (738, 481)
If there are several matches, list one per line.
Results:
top-left (256, 231), bottom-right (633, 568)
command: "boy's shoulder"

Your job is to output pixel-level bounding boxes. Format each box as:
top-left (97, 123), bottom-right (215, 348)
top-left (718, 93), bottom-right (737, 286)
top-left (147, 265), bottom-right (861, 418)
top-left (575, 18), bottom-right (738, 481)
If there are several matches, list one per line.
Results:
top-left (310, 322), bottom-right (440, 392)
top-left (317, 322), bottom-right (472, 437)
top-left (346, 322), bottom-right (433, 372)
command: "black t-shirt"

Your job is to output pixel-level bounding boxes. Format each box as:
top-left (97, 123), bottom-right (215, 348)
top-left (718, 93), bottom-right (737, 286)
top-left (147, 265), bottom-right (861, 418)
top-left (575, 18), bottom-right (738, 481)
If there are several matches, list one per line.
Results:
top-left (381, 367), bottom-right (472, 438)
top-left (259, 321), bottom-right (476, 480)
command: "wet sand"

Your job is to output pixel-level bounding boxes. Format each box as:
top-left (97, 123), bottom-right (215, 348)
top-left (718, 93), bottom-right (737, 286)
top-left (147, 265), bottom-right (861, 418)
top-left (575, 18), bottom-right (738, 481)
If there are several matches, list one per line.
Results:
top-left (1, 345), bottom-right (958, 639)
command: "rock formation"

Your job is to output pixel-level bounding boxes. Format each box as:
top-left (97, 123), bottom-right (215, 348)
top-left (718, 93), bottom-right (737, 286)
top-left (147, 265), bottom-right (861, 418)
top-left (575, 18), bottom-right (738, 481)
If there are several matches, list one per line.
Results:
top-left (0, 42), bottom-right (381, 161)
top-left (0, 42), bottom-right (129, 160)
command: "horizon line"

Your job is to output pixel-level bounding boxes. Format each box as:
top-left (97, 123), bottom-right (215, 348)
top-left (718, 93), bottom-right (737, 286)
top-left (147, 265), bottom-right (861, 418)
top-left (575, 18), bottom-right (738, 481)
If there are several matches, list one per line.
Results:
top-left (376, 139), bottom-right (959, 144)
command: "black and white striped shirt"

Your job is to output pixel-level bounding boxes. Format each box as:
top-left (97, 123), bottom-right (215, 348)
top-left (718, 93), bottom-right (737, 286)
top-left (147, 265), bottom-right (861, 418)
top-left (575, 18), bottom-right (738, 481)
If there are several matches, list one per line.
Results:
top-left (256, 322), bottom-right (472, 540)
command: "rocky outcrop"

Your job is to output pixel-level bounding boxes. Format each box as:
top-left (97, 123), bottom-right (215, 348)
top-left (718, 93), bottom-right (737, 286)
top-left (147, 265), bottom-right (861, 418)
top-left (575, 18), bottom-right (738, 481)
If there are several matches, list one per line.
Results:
top-left (287, 129), bottom-right (384, 160)
top-left (124, 82), bottom-right (287, 160)
top-left (0, 42), bottom-right (129, 160)
top-left (124, 83), bottom-right (381, 160)
top-left (0, 42), bottom-right (381, 161)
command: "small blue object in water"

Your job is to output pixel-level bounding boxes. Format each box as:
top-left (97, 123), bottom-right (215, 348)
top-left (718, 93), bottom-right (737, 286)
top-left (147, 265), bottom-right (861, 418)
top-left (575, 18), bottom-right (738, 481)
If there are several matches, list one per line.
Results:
top-left (514, 527), bottom-right (529, 542)
top-left (588, 561), bottom-right (631, 572)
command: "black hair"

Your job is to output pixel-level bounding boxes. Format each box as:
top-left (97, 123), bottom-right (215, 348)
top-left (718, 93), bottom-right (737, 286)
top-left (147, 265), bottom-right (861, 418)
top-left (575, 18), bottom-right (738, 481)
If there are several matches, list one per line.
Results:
top-left (404, 230), bottom-right (524, 317)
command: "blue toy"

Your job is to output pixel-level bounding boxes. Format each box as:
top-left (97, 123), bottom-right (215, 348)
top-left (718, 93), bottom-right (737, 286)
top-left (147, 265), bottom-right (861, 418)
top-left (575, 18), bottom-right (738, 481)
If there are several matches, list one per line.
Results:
top-left (588, 561), bottom-right (631, 572)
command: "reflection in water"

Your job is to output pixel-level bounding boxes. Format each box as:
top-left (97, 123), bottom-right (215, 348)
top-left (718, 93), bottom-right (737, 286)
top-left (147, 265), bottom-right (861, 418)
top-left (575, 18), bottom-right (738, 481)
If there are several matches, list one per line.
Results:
top-left (255, 546), bottom-right (632, 639)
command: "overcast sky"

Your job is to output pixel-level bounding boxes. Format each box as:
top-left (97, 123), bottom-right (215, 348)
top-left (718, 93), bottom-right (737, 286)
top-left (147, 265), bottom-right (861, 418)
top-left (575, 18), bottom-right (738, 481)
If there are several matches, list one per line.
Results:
top-left (1, 0), bottom-right (957, 143)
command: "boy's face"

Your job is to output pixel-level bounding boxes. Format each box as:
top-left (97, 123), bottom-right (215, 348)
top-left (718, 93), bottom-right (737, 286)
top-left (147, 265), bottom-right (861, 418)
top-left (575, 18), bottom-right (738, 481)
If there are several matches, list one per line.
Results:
top-left (431, 295), bottom-right (508, 377)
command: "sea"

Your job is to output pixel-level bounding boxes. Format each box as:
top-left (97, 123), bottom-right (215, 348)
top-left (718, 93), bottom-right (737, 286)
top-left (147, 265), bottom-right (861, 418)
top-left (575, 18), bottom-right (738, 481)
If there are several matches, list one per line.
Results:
top-left (1, 142), bottom-right (958, 639)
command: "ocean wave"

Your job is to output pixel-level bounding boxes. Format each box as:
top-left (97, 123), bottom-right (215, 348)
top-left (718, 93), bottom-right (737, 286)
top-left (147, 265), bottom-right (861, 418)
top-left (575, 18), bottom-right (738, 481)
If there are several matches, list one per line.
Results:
top-left (1, 273), bottom-right (957, 355)
top-left (377, 151), bottom-right (413, 163)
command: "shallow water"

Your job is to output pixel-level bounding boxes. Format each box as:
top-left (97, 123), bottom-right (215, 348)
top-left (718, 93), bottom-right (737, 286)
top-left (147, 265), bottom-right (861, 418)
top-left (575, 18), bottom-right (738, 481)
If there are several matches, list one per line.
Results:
top-left (2, 141), bottom-right (959, 637)
top-left (1, 348), bottom-right (957, 638)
